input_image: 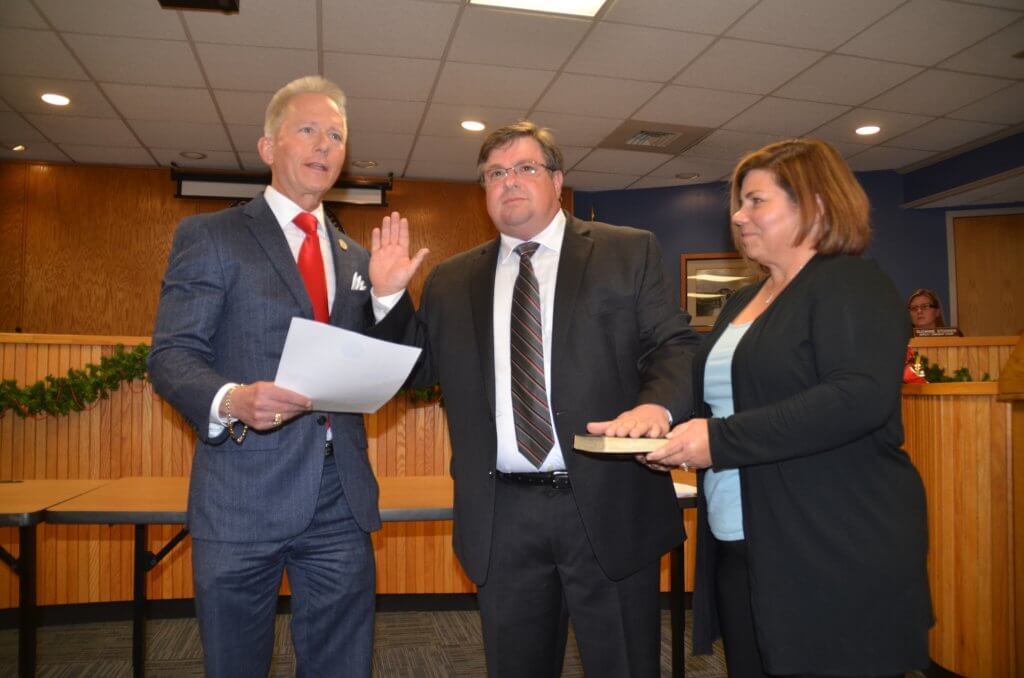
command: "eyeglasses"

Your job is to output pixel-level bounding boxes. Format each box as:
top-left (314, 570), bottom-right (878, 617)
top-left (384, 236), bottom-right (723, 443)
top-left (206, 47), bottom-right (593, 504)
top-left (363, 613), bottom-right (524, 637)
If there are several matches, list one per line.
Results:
top-left (909, 304), bottom-right (936, 312)
top-left (481, 161), bottom-right (554, 185)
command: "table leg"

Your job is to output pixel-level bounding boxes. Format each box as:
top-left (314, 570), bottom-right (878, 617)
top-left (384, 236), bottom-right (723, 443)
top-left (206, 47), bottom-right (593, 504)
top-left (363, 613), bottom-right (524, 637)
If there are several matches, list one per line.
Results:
top-left (133, 524), bottom-right (147, 678)
top-left (18, 526), bottom-right (36, 678)
top-left (670, 542), bottom-right (685, 678)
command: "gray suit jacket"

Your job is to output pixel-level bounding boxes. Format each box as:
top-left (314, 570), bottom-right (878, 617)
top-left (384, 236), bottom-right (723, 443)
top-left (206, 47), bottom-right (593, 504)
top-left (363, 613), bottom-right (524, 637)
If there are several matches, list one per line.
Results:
top-left (149, 194), bottom-right (383, 542)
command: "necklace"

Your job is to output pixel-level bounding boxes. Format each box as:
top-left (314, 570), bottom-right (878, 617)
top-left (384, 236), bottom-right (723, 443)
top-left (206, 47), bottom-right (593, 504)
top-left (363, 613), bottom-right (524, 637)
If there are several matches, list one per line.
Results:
top-left (763, 258), bottom-right (810, 305)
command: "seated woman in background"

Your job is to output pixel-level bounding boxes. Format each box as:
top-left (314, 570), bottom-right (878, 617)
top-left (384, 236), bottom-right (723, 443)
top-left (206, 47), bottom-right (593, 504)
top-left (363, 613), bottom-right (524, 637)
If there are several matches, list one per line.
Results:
top-left (645, 139), bottom-right (933, 677)
top-left (908, 288), bottom-right (961, 335)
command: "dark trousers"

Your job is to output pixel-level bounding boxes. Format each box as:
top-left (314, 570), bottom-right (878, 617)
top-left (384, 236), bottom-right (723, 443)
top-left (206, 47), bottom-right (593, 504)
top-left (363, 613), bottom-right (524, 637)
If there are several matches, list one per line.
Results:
top-left (476, 477), bottom-right (661, 678)
top-left (191, 455), bottom-right (375, 678)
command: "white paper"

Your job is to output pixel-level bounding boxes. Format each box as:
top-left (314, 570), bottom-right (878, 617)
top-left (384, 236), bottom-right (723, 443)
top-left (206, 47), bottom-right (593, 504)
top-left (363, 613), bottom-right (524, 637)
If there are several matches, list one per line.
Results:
top-left (275, 317), bottom-right (422, 414)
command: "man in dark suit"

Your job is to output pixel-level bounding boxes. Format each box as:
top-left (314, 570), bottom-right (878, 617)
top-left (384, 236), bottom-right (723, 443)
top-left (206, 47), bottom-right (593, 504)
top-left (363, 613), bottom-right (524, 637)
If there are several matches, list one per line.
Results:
top-left (148, 76), bottom-right (425, 677)
top-left (371, 122), bottom-right (699, 676)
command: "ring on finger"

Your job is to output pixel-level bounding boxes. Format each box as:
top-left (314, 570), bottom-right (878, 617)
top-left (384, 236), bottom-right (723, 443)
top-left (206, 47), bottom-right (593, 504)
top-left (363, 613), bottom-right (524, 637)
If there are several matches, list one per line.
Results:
top-left (681, 462), bottom-right (689, 471)
top-left (273, 412), bottom-right (283, 427)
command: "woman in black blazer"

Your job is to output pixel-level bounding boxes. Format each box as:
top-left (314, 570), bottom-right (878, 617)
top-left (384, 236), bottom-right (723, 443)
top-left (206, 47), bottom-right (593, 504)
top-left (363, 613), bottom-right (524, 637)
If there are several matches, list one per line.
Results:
top-left (646, 139), bottom-right (933, 676)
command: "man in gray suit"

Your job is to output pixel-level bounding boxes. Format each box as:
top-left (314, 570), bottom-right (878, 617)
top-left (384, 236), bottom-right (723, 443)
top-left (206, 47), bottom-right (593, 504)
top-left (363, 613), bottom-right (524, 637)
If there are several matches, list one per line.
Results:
top-left (148, 76), bottom-right (425, 677)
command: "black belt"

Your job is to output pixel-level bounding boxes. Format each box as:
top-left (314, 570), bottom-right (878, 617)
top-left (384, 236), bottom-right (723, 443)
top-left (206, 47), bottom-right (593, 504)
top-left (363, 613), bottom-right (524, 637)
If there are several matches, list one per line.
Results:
top-left (324, 441), bottom-right (334, 457)
top-left (495, 470), bottom-right (570, 489)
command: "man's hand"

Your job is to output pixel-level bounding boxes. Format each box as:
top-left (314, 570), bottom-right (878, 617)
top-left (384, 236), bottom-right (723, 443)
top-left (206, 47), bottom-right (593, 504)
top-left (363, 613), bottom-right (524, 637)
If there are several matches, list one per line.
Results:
top-left (586, 403), bottom-right (672, 439)
top-left (370, 211), bottom-right (430, 297)
top-left (220, 381), bottom-right (312, 431)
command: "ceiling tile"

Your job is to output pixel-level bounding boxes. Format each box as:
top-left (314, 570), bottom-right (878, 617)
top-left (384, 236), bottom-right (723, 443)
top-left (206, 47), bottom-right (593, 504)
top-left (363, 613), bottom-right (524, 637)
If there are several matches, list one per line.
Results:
top-left (404, 160), bottom-right (481, 183)
top-left (675, 39), bottom-right (823, 95)
top-left (448, 6), bottom-right (588, 70)
top-left (25, 114), bottom-right (140, 147)
top-left (947, 82), bottom-right (1024, 125)
top-left (36, 0), bottom-right (186, 40)
top-left (0, 100), bottom-right (8, 112)
top-left (866, 70), bottom-right (1013, 117)
top-left (774, 55), bottom-right (921, 106)
top-left (686, 129), bottom-right (787, 162)
top-left (346, 98), bottom-right (426, 135)
top-left (103, 84), bottom-right (221, 123)
top-left (60, 144), bottom-right (155, 165)
top-left (574, 148), bottom-right (671, 174)
top-left (345, 159), bottom-right (405, 178)
top-left (647, 154), bottom-right (736, 180)
top-left (560, 146), bottom-right (591, 170)
top-left (845, 145), bottom-right (936, 171)
top-left (345, 131), bottom-right (415, 161)
top-left (184, 0), bottom-right (316, 49)
top-left (408, 134), bottom-right (483, 167)
top-left (196, 44), bottom-right (317, 92)
top-left (838, 0), bottom-right (1019, 66)
top-left (726, 0), bottom-right (904, 51)
top-left (1, 142), bottom-right (68, 162)
top-left (0, 76), bottom-right (117, 118)
top-left (0, 28), bottom-right (87, 80)
top-left (0, 0), bottom-right (47, 29)
top-left (563, 171), bottom-right (639, 191)
top-left (151, 148), bottom-right (239, 169)
top-left (825, 139), bottom-right (874, 157)
top-left (810, 107), bottom-right (934, 145)
top-left (528, 112), bottom-right (623, 147)
top-left (535, 74), bottom-right (660, 119)
top-left (940, 20), bottom-right (1024, 79)
top-left (215, 90), bottom-right (270, 126)
top-left (323, 53), bottom-right (440, 101)
top-left (629, 175), bottom-right (722, 189)
top-left (239, 151), bottom-right (267, 172)
top-left (228, 124), bottom-right (263, 153)
top-left (634, 85), bottom-right (760, 127)
top-left (0, 111), bottom-right (48, 144)
top-left (322, 0), bottom-right (458, 59)
top-left (64, 34), bottom-right (203, 86)
top-left (566, 23), bottom-right (713, 82)
top-left (887, 117), bottom-right (1006, 151)
top-left (419, 102), bottom-right (525, 137)
top-left (603, 0), bottom-right (758, 35)
top-left (433, 62), bottom-right (554, 108)
top-left (723, 97), bottom-right (849, 137)
top-left (131, 120), bottom-right (233, 152)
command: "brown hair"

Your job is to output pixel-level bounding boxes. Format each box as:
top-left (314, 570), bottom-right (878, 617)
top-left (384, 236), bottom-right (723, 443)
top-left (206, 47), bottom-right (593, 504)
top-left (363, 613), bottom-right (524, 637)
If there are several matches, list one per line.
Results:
top-left (730, 138), bottom-right (871, 255)
top-left (907, 288), bottom-right (947, 327)
top-left (476, 121), bottom-right (564, 176)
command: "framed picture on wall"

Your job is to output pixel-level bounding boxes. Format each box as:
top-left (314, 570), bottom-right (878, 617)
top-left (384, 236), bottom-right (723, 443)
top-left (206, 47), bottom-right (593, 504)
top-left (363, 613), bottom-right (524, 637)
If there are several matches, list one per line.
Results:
top-left (680, 252), bottom-right (758, 331)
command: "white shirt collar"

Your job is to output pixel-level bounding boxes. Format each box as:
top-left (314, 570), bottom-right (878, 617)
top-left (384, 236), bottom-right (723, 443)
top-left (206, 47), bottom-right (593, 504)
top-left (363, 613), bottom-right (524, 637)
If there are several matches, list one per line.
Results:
top-left (263, 185), bottom-right (326, 233)
top-left (499, 209), bottom-right (566, 263)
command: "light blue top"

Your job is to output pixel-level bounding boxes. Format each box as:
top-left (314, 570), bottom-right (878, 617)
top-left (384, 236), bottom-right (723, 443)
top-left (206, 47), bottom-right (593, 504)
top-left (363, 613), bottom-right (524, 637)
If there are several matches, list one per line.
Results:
top-left (703, 321), bottom-right (752, 541)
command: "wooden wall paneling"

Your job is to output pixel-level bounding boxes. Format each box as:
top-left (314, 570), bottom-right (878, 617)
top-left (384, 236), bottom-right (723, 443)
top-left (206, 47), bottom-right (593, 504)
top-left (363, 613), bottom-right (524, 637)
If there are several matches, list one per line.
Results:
top-left (0, 164), bottom-right (26, 332)
top-left (953, 213), bottom-right (1024, 337)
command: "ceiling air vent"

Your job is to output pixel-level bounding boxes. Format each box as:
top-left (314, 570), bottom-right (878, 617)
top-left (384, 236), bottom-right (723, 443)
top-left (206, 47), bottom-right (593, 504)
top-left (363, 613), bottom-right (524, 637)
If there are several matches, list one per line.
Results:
top-left (598, 120), bottom-right (713, 155)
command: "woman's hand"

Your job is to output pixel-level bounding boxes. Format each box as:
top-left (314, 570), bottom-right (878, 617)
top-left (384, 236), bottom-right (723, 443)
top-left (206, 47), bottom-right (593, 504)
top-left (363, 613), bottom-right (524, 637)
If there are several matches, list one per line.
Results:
top-left (639, 418), bottom-right (711, 472)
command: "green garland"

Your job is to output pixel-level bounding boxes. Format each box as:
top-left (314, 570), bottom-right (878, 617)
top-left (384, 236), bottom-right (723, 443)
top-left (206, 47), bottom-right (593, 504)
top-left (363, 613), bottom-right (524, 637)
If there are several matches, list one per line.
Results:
top-left (913, 353), bottom-right (991, 383)
top-left (0, 343), bottom-right (150, 418)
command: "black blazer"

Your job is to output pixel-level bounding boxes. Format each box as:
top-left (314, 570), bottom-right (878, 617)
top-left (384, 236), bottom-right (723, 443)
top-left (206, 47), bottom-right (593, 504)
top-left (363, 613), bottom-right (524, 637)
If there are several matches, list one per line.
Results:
top-left (690, 254), bottom-right (933, 675)
top-left (378, 214), bottom-right (700, 583)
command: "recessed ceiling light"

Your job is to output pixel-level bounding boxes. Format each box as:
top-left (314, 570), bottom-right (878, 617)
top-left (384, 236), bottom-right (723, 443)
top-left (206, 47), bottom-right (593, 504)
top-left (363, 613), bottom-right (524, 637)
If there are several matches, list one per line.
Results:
top-left (41, 93), bottom-right (70, 106)
top-left (674, 172), bottom-right (700, 181)
top-left (855, 125), bottom-right (881, 136)
top-left (11, 144), bottom-right (26, 152)
top-left (461, 120), bottom-right (486, 132)
top-left (352, 160), bottom-right (378, 168)
top-left (468, 0), bottom-right (606, 18)
top-left (179, 151), bottom-right (207, 160)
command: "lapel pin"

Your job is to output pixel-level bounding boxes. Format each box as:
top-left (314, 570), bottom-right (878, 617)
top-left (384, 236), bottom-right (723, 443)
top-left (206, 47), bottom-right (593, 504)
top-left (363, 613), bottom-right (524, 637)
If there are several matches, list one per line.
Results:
top-left (337, 238), bottom-right (348, 251)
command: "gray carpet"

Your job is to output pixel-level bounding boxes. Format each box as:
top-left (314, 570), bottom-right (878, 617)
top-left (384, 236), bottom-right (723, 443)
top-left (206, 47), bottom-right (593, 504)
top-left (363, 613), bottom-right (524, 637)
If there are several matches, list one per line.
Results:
top-left (0, 609), bottom-right (727, 677)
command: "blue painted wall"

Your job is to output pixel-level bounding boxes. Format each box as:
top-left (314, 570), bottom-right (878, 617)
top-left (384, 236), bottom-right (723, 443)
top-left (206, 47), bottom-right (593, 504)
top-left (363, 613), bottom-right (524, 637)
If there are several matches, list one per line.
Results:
top-left (573, 170), bottom-right (952, 314)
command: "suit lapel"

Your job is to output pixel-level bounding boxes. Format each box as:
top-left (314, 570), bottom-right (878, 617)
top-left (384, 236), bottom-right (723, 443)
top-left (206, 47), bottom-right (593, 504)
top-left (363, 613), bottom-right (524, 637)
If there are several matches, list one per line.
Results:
top-left (470, 239), bottom-right (500, 418)
top-left (551, 215), bottom-right (593, 386)
top-left (243, 195), bottom-right (314, 317)
top-left (326, 220), bottom-right (354, 327)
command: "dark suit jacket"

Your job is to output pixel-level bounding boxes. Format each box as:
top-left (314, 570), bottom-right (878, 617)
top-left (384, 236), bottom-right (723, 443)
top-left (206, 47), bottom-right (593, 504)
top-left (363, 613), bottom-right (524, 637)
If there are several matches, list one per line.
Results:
top-left (378, 214), bottom-right (700, 583)
top-left (148, 194), bottom-right (384, 542)
top-left (690, 254), bottom-right (933, 675)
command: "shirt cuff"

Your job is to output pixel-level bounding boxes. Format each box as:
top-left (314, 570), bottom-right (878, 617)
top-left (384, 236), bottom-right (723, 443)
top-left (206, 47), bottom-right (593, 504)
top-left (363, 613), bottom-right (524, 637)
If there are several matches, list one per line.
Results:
top-left (371, 289), bottom-right (404, 322)
top-left (208, 382), bottom-right (237, 437)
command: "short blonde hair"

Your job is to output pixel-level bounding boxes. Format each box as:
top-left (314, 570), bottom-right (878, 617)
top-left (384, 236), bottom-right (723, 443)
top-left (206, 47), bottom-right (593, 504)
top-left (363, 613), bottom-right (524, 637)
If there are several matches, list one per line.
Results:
top-left (263, 76), bottom-right (347, 141)
top-left (731, 138), bottom-right (871, 255)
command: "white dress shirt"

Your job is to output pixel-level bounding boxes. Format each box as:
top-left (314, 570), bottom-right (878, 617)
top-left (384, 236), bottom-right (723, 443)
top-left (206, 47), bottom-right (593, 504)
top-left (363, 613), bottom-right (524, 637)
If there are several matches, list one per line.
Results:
top-left (208, 186), bottom-right (337, 434)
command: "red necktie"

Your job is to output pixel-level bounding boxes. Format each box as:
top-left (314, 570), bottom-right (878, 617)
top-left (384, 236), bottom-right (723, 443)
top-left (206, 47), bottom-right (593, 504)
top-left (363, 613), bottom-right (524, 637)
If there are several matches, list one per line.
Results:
top-left (293, 212), bottom-right (329, 323)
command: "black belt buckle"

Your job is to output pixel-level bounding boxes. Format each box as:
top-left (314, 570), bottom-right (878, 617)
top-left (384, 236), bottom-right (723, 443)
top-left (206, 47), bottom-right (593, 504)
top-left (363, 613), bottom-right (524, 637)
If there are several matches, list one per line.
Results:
top-left (550, 470), bottom-right (570, 490)
top-left (324, 441), bottom-right (334, 457)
